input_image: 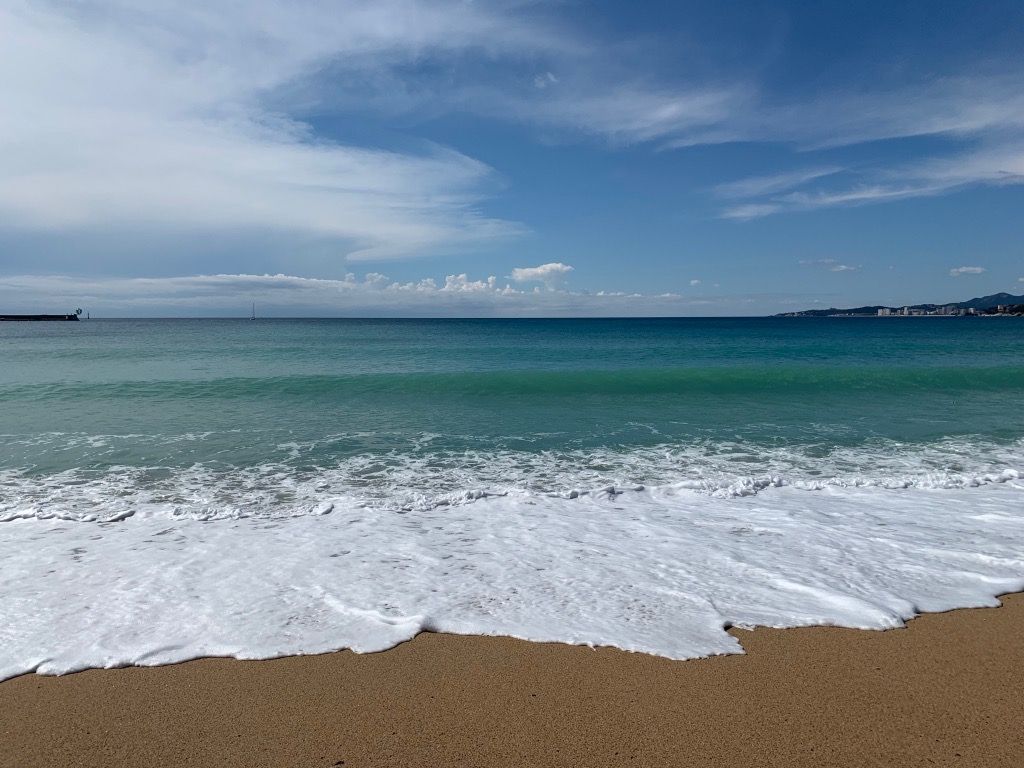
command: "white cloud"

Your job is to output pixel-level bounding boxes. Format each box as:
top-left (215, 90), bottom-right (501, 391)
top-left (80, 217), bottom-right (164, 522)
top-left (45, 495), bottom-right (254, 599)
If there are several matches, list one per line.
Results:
top-left (759, 77), bottom-right (1024, 149)
top-left (0, 272), bottom-right (789, 317)
top-left (689, 279), bottom-right (701, 286)
top-left (707, 74), bottom-right (1024, 220)
top-left (715, 139), bottom-right (1024, 220)
top-left (0, 1), bottom-right (753, 264)
top-left (949, 266), bottom-right (986, 276)
top-left (509, 263), bottom-right (574, 286)
top-left (720, 203), bottom-right (782, 221)
top-left (715, 167), bottom-right (844, 199)
top-left (533, 72), bottom-right (559, 90)
top-left (285, 19), bottom-right (1024, 153)
top-left (663, 75), bottom-right (1024, 153)
top-left (3, 0), bottom-right (1024, 267)
top-left (0, 1), bottom-right (543, 261)
top-left (519, 86), bottom-right (744, 145)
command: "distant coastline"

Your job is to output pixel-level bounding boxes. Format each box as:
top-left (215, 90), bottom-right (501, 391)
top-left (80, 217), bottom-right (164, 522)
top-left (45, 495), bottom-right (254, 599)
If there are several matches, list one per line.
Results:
top-left (776, 291), bottom-right (1024, 317)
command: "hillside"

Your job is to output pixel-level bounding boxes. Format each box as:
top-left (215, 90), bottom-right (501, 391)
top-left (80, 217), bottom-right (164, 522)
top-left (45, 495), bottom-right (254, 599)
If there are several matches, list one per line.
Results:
top-left (777, 292), bottom-right (1024, 317)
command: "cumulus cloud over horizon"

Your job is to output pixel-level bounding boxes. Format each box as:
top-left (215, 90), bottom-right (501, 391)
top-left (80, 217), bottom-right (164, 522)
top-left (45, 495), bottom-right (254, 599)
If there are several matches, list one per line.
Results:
top-left (509, 263), bottom-right (574, 285)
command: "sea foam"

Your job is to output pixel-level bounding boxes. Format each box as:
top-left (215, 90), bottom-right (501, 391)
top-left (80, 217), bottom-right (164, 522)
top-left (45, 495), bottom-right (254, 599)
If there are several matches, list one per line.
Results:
top-left (1, 463), bottom-right (1023, 681)
top-left (3, 435), bottom-right (1023, 521)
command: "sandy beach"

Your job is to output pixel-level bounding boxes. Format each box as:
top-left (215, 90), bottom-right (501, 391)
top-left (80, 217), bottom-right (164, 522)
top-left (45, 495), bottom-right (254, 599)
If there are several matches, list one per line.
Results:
top-left (1, 594), bottom-right (1020, 768)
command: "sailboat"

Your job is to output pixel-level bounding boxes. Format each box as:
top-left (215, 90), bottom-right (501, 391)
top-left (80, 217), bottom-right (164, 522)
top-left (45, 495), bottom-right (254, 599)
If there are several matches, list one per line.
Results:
top-left (250, 302), bottom-right (256, 321)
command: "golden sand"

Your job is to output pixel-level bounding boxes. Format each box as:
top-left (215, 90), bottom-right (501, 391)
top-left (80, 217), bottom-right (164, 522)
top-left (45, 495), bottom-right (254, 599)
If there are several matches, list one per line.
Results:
top-left (2, 594), bottom-right (1022, 767)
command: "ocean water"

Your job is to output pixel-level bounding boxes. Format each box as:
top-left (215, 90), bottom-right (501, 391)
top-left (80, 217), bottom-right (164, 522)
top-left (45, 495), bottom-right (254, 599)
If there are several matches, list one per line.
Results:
top-left (2, 317), bottom-right (1023, 679)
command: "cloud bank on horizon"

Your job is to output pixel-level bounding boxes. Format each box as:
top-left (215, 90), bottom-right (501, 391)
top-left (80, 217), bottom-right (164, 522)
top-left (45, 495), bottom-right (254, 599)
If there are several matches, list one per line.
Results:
top-left (1, 1), bottom-right (1023, 314)
top-left (0, 269), bottom-right (730, 317)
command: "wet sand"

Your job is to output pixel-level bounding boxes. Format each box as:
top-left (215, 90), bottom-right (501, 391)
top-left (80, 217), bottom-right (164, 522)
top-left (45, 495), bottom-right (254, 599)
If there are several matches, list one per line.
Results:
top-left (2, 594), bottom-right (1022, 767)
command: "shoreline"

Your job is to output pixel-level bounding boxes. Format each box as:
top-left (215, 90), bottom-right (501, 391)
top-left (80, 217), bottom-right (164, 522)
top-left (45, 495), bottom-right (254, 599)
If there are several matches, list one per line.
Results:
top-left (2, 594), bottom-right (1022, 767)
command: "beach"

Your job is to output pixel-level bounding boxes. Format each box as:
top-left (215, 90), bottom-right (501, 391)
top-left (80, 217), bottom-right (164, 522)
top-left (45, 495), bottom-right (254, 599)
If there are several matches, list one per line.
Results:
top-left (6, 0), bottom-right (1024, 763)
top-left (2, 318), bottom-right (1023, 765)
top-left (2, 594), bottom-right (1021, 767)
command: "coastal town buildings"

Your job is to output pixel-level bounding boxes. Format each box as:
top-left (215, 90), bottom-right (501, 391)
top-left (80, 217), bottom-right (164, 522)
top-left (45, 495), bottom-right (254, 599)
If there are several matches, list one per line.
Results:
top-left (878, 306), bottom-right (978, 317)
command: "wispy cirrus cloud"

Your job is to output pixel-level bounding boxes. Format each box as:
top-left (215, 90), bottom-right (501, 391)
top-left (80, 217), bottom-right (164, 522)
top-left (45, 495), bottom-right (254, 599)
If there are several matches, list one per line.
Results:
top-left (709, 70), bottom-right (1024, 220)
top-left (749, 77), bottom-right (1024, 149)
top-left (719, 203), bottom-right (782, 221)
top-left (720, 140), bottom-right (1024, 220)
top-left (715, 167), bottom-right (844, 199)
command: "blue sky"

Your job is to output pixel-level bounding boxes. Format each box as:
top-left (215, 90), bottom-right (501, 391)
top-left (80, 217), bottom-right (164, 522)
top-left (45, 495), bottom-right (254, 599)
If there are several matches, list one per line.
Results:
top-left (1, 0), bottom-right (1022, 315)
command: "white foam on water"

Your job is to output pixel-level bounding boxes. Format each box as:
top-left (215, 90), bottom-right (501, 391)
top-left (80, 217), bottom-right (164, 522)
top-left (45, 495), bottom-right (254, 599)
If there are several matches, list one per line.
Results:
top-left (1, 473), bottom-right (1023, 681)
top-left (3, 436), bottom-right (1023, 521)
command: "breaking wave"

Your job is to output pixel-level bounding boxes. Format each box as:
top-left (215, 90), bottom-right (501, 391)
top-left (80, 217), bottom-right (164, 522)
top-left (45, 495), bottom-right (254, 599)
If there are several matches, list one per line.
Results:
top-left (2, 435), bottom-right (1022, 522)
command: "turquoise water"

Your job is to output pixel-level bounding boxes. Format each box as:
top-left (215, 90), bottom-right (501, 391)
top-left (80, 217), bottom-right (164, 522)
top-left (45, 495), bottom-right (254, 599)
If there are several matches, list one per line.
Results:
top-left (3, 317), bottom-right (1024, 676)
top-left (3, 317), bottom-right (1024, 506)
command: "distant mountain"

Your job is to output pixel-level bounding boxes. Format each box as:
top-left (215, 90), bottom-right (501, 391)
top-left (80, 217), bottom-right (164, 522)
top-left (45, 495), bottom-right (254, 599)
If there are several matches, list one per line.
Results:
top-left (776, 292), bottom-right (1024, 317)
top-left (778, 305), bottom-right (886, 318)
top-left (958, 292), bottom-right (1024, 310)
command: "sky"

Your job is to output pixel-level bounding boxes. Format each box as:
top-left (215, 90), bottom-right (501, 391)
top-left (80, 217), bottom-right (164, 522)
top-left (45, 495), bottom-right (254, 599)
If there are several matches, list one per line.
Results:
top-left (1, 0), bottom-right (1023, 316)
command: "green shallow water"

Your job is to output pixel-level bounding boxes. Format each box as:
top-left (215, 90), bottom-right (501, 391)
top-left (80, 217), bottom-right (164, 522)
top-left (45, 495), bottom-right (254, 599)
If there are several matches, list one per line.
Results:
top-left (3, 317), bottom-right (1024, 476)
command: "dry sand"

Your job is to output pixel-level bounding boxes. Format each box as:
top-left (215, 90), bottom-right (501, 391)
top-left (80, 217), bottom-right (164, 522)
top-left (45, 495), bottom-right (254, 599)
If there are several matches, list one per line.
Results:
top-left (2, 594), bottom-right (1022, 767)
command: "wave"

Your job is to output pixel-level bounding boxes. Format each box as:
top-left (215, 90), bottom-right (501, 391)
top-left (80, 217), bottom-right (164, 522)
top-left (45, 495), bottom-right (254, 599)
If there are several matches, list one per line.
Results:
top-left (3, 436), bottom-right (1022, 522)
top-left (5, 365), bottom-right (1024, 402)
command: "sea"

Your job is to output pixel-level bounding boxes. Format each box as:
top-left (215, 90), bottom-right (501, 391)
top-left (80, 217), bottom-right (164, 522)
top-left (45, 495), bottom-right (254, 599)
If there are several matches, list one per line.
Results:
top-left (2, 317), bottom-right (1023, 679)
